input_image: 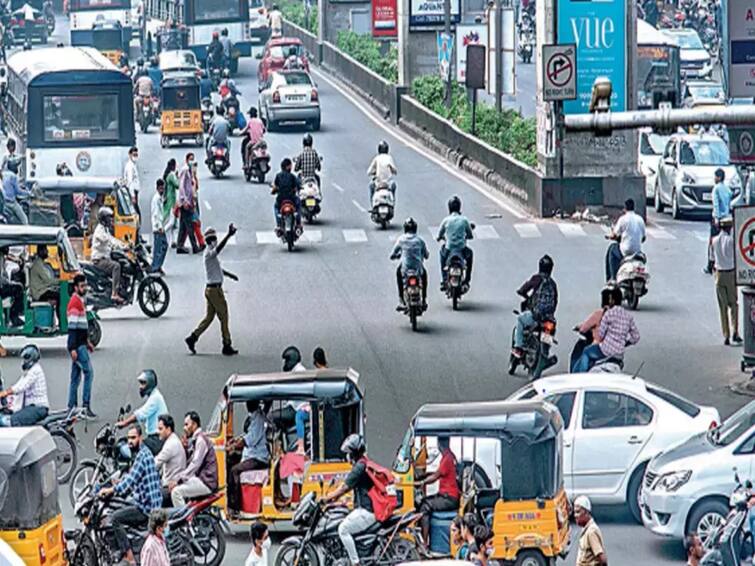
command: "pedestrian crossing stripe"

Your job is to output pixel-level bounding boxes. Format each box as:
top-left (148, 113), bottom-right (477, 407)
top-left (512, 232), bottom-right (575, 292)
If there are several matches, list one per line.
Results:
top-left (475, 225), bottom-right (500, 239)
top-left (557, 224), bottom-right (587, 237)
top-left (256, 231), bottom-right (278, 244)
top-left (302, 230), bottom-right (322, 243)
top-left (343, 229), bottom-right (368, 242)
top-left (514, 223), bottom-right (541, 238)
top-left (646, 227), bottom-right (676, 240)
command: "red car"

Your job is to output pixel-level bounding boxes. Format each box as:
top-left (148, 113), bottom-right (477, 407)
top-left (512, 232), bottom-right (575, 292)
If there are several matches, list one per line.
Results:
top-left (257, 37), bottom-right (309, 86)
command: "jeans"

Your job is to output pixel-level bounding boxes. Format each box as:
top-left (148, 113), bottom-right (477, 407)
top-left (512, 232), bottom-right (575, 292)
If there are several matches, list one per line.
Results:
top-left (605, 242), bottom-right (623, 282)
top-left (68, 345), bottom-right (94, 409)
top-left (439, 246), bottom-right (473, 284)
top-left (274, 198), bottom-right (302, 227)
top-left (0, 404), bottom-right (47, 427)
top-left (369, 181), bottom-right (396, 205)
top-left (172, 476), bottom-right (212, 506)
top-left (4, 200), bottom-right (27, 224)
top-left (572, 343), bottom-right (605, 373)
top-left (151, 231), bottom-right (168, 272)
top-left (338, 508), bottom-right (376, 564)
top-left (514, 311), bottom-right (536, 348)
top-left (112, 505), bottom-right (148, 557)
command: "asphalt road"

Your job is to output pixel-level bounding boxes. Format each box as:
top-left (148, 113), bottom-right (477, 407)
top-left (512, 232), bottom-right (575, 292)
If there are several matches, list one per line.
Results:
top-left (10, 16), bottom-right (751, 564)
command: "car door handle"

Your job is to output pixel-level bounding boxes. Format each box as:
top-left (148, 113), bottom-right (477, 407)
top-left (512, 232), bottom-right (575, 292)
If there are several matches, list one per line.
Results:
top-left (628, 436), bottom-right (644, 445)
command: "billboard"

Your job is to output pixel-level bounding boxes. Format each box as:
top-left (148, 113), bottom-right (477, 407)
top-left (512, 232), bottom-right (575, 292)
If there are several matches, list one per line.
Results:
top-left (728, 0), bottom-right (755, 97)
top-left (409, 0), bottom-right (461, 27)
top-left (372, 0), bottom-right (397, 37)
top-left (456, 23), bottom-right (487, 82)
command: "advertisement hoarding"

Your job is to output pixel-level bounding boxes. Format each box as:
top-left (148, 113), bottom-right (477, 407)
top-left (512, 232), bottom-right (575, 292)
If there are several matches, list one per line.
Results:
top-left (409, 0), bottom-right (461, 27)
top-left (728, 0), bottom-right (755, 97)
top-left (372, 0), bottom-right (397, 37)
top-left (456, 23), bottom-right (487, 83)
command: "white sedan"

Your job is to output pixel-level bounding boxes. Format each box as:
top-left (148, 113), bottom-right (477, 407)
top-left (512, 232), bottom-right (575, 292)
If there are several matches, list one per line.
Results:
top-left (508, 373), bottom-right (719, 524)
top-left (258, 70), bottom-right (321, 131)
top-left (639, 129), bottom-right (668, 200)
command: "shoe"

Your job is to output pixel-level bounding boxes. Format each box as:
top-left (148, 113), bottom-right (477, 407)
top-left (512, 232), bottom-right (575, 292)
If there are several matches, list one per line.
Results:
top-left (83, 407), bottom-right (97, 419)
top-left (222, 345), bottom-right (239, 356)
top-left (185, 335), bottom-right (197, 354)
top-left (703, 266), bottom-right (713, 275)
top-left (733, 334), bottom-right (743, 344)
top-left (170, 242), bottom-right (177, 249)
top-left (176, 247), bottom-right (190, 255)
top-left (422, 302), bottom-right (428, 312)
top-left (396, 301), bottom-right (406, 312)
top-left (725, 337), bottom-right (731, 346)
top-left (193, 246), bottom-right (205, 254)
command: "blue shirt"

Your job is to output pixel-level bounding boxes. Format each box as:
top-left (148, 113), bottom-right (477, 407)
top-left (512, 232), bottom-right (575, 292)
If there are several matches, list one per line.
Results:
top-left (242, 409), bottom-right (270, 463)
top-left (2, 172), bottom-right (28, 202)
top-left (438, 212), bottom-right (474, 252)
top-left (114, 444), bottom-right (162, 515)
top-left (712, 181), bottom-right (732, 220)
top-left (134, 388), bottom-right (169, 436)
top-left (391, 233), bottom-right (429, 274)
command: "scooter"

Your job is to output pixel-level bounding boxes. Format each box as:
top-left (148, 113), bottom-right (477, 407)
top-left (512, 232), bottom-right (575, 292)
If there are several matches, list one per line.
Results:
top-left (517, 28), bottom-right (534, 63)
top-left (370, 181), bottom-right (395, 229)
top-left (244, 140), bottom-right (271, 183)
top-left (569, 328), bottom-right (625, 374)
top-left (700, 469), bottom-right (754, 565)
top-left (276, 200), bottom-right (302, 252)
top-left (136, 95), bottom-right (153, 133)
top-left (616, 252), bottom-right (649, 310)
top-left (300, 177), bottom-right (322, 223)
top-left (206, 143), bottom-right (230, 178)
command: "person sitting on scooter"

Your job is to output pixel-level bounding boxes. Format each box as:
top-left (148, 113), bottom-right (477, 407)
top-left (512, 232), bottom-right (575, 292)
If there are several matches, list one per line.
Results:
top-left (572, 287), bottom-right (640, 373)
top-left (0, 344), bottom-right (48, 427)
top-left (367, 140), bottom-right (397, 204)
top-left (437, 195), bottom-right (474, 292)
top-left (605, 198), bottom-right (645, 283)
top-left (271, 158), bottom-right (302, 231)
top-left (91, 206), bottom-right (129, 305)
top-left (241, 107), bottom-right (265, 163)
top-left (391, 217), bottom-right (429, 312)
top-left (512, 255), bottom-right (558, 360)
top-left (206, 105), bottom-right (231, 162)
top-left (294, 134), bottom-right (322, 187)
top-left (570, 287), bottom-right (612, 372)
top-left (219, 68), bottom-right (240, 99)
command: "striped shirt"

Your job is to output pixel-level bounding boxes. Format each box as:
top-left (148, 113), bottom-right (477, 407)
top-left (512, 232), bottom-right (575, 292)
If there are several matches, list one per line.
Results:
top-left (66, 293), bottom-right (88, 351)
top-left (598, 306), bottom-right (640, 358)
top-left (10, 363), bottom-right (48, 409)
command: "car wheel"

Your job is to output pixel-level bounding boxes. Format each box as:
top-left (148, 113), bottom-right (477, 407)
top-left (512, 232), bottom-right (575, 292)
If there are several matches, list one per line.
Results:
top-left (654, 180), bottom-right (665, 213)
top-left (311, 117), bottom-right (321, 131)
top-left (688, 499), bottom-right (728, 545)
top-left (627, 464), bottom-right (647, 525)
top-left (671, 189), bottom-right (682, 220)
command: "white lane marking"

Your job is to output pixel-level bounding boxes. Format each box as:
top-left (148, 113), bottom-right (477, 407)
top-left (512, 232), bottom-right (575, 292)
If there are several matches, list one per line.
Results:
top-left (311, 67), bottom-right (526, 220)
top-left (352, 199), bottom-right (367, 213)
top-left (343, 229), bottom-right (368, 242)
top-left (475, 225), bottom-right (500, 239)
top-left (256, 231), bottom-right (278, 244)
top-left (204, 200), bottom-right (212, 210)
top-left (514, 223), bottom-right (541, 238)
top-left (647, 227), bottom-right (676, 240)
top-left (332, 182), bottom-right (345, 193)
top-left (302, 230), bottom-right (322, 243)
top-left (557, 223), bottom-right (587, 238)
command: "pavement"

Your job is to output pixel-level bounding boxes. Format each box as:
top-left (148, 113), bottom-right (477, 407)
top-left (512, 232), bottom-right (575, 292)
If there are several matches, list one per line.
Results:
top-left (9, 15), bottom-right (752, 565)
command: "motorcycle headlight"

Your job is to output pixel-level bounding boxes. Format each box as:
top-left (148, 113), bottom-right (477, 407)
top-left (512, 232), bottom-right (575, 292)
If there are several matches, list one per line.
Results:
top-left (655, 470), bottom-right (692, 492)
top-left (682, 172), bottom-right (697, 184)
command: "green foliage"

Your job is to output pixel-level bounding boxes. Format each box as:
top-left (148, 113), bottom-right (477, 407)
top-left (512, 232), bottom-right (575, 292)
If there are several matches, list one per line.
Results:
top-left (336, 31), bottom-right (398, 83)
top-left (280, 0), bottom-right (318, 34)
top-left (411, 75), bottom-right (537, 167)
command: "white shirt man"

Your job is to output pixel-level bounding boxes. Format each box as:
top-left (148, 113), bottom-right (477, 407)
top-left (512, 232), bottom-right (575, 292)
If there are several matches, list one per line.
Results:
top-left (91, 222), bottom-right (126, 261)
top-left (367, 153), bottom-right (397, 185)
top-left (155, 429), bottom-right (187, 486)
top-left (613, 208), bottom-right (646, 256)
top-left (268, 9), bottom-right (283, 34)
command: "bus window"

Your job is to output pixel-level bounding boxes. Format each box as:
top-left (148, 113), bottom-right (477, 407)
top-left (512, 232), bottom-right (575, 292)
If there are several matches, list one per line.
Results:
top-left (193, 0), bottom-right (242, 22)
top-left (42, 95), bottom-right (120, 143)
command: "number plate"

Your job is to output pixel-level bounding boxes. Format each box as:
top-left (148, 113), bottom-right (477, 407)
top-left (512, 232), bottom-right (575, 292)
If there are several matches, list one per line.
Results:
top-left (379, 206), bottom-right (389, 214)
top-left (215, 160), bottom-right (224, 166)
top-left (306, 198), bottom-right (316, 206)
top-left (541, 333), bottom-right (554, 345)
top-left (287, 95), bottom-right (306, 102)
top-left (702, 192), bottom-right (712, 202)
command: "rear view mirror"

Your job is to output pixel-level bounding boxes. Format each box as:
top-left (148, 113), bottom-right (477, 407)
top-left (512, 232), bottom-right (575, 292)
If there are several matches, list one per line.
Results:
top-left (125, 404), bottom-right (132, 413)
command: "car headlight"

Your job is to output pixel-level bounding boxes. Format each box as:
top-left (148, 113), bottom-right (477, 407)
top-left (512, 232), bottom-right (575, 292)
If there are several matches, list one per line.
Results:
top-left (656, 470), bottom-right (692, 492)
top-left (682, 172), bottom-right (696, 184)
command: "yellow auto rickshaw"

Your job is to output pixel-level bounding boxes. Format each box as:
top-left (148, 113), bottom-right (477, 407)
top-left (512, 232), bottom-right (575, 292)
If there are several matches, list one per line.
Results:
top-left (160, 72), bottom-right (204, 148)
top-left (92, 21), bottom-right (127, 67)
top-left (393, 400), bottom-right (570, 565)
top-left (0, 427), bottom-right (65, 566)
top-left (207, 368), bottom-right (365, 524)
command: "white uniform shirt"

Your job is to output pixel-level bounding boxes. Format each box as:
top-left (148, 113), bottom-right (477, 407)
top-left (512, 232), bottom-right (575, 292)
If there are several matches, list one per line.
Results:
top-left (91, 224), bottom-right (125, 261)
top-left (712, 229), bottom-right (735, 271)
top-left (613, 211), bottom-right (646, 256)
top-left (124, 159), bottom-right (141, 197)
top-left (151, 192), bottom-right (166, 232)
top-left (367, 154), bottom-right (397, 184)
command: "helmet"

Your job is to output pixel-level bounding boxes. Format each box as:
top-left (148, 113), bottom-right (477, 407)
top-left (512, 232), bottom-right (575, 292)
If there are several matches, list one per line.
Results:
top-left (98, 206), bottom-right (114, 224)
top-left (403, 217), bottom-right (417, 234)
top-left (222, 68), bottom-right (230, 78)
top-left (149, 56), bottom-right (158, 67)
top-left (302, 134), bottom-right (313, 147)
top-left (137, 369), bottom-right (158, 398)
top-left (538, 254), bottom-right (554, 276)
top-left (378, 140), bottom-right (389, 154)
top-left (282, 346), bottom-right (302, 372)
top-left (340, 434), bottom-right (365, 459)
top-left (20, 344), bottom-right (40, 371)
top-left (447, 195), bottom-right (462, 214)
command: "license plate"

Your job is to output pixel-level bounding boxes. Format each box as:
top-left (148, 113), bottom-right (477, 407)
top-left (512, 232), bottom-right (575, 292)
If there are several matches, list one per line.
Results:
top-left (379, 206), bottom-right (389, 214)
top-left (306, 198), bottom-right (316, 206)
top-left (215, 160), bottom-right (223, 165)
top-left (702, 192), bottom-right (712, 202)
top-left (541, 333), bottom-right (554, 345)
top-left (287, 95), bottom-right (305, 102)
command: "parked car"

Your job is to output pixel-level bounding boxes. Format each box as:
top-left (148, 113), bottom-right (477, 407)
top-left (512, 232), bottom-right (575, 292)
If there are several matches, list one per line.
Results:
top-left (639, 128), bottom-right (669, 200)
top-left (641, 400), bottom-right (755, 542)
top-left (256, 37), bottom-right (308, 85)
top-left (654, 133), bottom-right (743, 219)
top-left (509, 373), bottom-right (720, 524)
top-left (258, 69), bottom-right (320, 131)
top-left (663, 28), bottom-right (712, 79)
top-left (682, 80), bottom-right (726, 109)
top-left (249, 0), bottom-right (271, 44)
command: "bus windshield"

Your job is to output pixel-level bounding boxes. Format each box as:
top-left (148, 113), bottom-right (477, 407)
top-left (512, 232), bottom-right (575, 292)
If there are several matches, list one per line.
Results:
top-left (192, 0), bottom-right (242, 22)
top-left (42, 95), bottom-right (120, 143)
top-left (69, 0), bottom-right (131, 9)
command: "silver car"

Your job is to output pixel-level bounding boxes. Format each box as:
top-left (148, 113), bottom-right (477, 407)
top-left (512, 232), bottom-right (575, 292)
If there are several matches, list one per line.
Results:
top-left (258, 70), bottom-right (321, 131)
top-left (639, 129), bottom-right (669, 200)
top-left (653, 133), bottom-right (742, 219)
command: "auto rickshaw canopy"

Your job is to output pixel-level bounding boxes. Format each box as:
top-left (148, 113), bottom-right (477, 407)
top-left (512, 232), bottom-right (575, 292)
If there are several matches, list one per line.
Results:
top-left (161, 72), bottom-right (201, 110)
top-left (226, 368), bottom-right (362, 404)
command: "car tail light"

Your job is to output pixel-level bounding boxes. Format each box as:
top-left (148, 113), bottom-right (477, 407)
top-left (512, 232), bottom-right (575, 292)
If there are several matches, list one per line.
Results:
top-left (408, 276), bottom-right (418, 286)
top-left (543, 320), bottom-right (556, 334)
top-left (272, 90), bottom-right (281, 103)
top-left (311, 89), bottom-right (318, 102)
top-left (709, 420), bottom-right (718, 429)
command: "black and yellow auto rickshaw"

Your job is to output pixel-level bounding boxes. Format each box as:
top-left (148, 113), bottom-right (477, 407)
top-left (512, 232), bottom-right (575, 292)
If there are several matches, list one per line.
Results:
top-left (91, 21), bottom-right (127, 67)
top-left (0, 427), bottom-right (65, 566)
top-left (207, 368), bottom-right (365, 524)
top-left (160, 72), bottom-right (204, 148)
top-left (393, 400), bottom-right (570, 566)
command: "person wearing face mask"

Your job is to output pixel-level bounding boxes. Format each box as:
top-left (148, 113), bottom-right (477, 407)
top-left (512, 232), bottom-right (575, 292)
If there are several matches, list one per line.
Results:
top-left (115, 370), bottom-right (169, 455)
top-left (176, 153), bottom-right (201, 254)
top-left (140, 509), bottom-right (170, 566)
top-left (124, 146), bottom-right (142, 222)
top-left (245, 522), bottom-right (271, 566)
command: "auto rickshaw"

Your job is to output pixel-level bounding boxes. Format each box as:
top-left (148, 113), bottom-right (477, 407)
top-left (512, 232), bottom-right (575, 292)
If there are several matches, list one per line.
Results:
top-left (0, 225), bottom-right (102, 345)
top-left (207, 368), bottom-right (365, 524)
top-left (92, 21), bottom-right (127, 66)
top-left (160, 72), bottom-right (204, 147)
top-left (393, 400), bottom-right (570, 566)
top-left (0, 427), bottom-right (65, 566)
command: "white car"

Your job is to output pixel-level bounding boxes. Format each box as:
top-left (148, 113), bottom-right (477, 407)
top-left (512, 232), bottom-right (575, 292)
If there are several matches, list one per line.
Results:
top-left (641, 400), bottom-right (755, 542)
top-left (158, 50), bottom-right (200, 74)
top-left (664, 28), bottom-right (712, 79)
top-left (258, 70), bottom-right (321, 131)
top-left (639, 129), bottom-right (669, 199)
top-left (509, 373), bottom-right (720, 523)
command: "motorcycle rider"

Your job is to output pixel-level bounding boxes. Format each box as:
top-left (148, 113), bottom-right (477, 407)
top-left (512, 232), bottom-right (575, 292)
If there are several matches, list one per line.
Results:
top-left (268, 4), bottom-right (283, 37)
top-left (206, 104), bottom-right (231, 164)
top-left (605, 198), bottom-right (645, 282)
top-left (322, 434), bottom-right (376, 566)
top-left (283, 45), bottom-right (304, 70)
top-left (91, 207), bottom-right (129, 304)
top-left (219, 68), bottom-right (241, 99)
top-left (367, 140), bottom-right (397, 204)
top-left (115, 370), bottom-right (170, 456)
top-left (0, 345), bottom-right (48, 427)
top-left (241, 107), bottom-right (266, 164)
top-left (294, 133), bottom-right (322, 187)
top-left (207, 31), bottom-right (224, 73)
top-left (131, 57), bottom-right (148, 81)
top-left (271, 157), bottom-right (302, 232)
top-left (2, 160), bottom-right (30, 224)
top-left (437, 195), bottom-right (474, 291)
top-left (390, 217), bottom-right (429, 312)
top-left (169, 411), bottom-right (219, 506)
top-left (133, 70), bottom-right (155, 118)
top-left (220, 28), bottom-right (233, 68)
top-left (511, 255), bottom-right (558, 359)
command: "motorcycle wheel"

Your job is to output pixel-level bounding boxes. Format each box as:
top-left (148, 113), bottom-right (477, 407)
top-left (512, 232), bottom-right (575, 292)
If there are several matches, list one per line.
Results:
top-left (69, 460), bottom-right (102, 508)
top-left (167, 533), bottom-right (194, 566)
top-left (87, 318), bottom-right (102, 348)
top-left (508, 354), bottom-right (519, 376)
top-left (257, 172), bottom-right (266, 184)
top-left (628, 289), bottom-right (640, 310)
top-left (275, 542), bottom-right (319, 566)
top-left (52, 430), bottom-right (77, 484)
top-left (531, 343), bottom-right (550, 380)
top-left (138, 277), bottom-right (170, 318)
top-left (161, 136), bottom-right (169, 148)
top-left (245, 169), bottom-right (252, 182)
top-left (452, 289), bottom-right (459, 311)
top-left (409, 306), bottom-right (418, 331)
top-left (286, 229), bottom-right (295, 252)
top-left (383, 538), bottom-right (420, 565)
top-left (191, 513), bottom-right (226, 566)
top-left (69, 534), bottom-right (98, 566)
top-left (140, 118), bottom-right (149, 134)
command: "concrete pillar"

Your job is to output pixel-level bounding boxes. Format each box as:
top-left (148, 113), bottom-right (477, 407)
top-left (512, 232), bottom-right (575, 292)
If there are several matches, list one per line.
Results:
top-left (398, 0), bottom-right (410, 86)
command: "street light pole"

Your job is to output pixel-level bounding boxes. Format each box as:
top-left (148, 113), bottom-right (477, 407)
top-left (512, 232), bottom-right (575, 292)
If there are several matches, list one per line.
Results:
top-left (444, 0), bottom-right (452, 109)
top-left (495, 0), bottom-right (503, 112)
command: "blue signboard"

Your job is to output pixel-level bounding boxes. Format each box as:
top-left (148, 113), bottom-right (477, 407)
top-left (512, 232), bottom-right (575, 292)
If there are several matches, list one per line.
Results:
top-left (557, 0), bottom-right (626, 114)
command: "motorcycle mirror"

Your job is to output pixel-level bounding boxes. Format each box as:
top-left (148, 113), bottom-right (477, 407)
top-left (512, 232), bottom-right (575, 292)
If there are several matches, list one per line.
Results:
top-left (125, 404), bottom-right (131, 413)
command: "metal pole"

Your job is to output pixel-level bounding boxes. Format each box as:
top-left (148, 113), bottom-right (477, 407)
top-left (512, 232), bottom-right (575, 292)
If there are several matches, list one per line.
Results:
top-left (472, 88), bottom-right (478, 135)
top-left (495, 0), bottom-right (503, 112)
top-left (564, 106), bottom-right (755, 133)
top-left (557, 100), bottom-right (564, 179)
top-left (444, 0), bottom-right (452, 109)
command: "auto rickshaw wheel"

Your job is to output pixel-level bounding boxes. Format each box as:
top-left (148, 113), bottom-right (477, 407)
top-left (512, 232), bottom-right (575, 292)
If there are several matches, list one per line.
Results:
top-left (196, 134), bottom-right (204, 146)
top-left (138, 277), bottom-right (170, 318)
top-left (161, 136), bottom-right (169, 148)
top-left (52, 430), bottom-right (77, 484)
top-left (87, 318), bottom-right (102, 348)
top-left (513, 549), bottom-right (548, 566)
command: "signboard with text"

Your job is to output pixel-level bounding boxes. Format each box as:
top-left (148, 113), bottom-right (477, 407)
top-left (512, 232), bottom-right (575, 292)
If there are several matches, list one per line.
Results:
top-left (372, 0), bottom-right (397, 37)
top-left (735, 205), bottom-right (755, 285)
top-left (730, 127), bottom-right (755, 164)
top-left (727, 0), bottom-right (755, 97)
top-left (409, 0), bottom-right (461, 27)
top-left (542, 43), bottom-right (577, 101)
top-left (456, 23), bottom-right (487, 83)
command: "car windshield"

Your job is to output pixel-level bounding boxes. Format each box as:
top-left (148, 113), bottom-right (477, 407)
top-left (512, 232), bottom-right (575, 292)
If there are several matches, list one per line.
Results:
top-left (708, 402), bottom-right (755, 446)
top-left (283, 72), bottom-right (312, 85)
top-left (641, 133), bottom-right (668, 155)
top-left (674, 31), bottom-right (704, 49)
top-left (270, 44), bottom-right (303, 59)
top-left (679, 140), bottom-right (729, 166)
top-left (688, 84), bottom-right (725, 100)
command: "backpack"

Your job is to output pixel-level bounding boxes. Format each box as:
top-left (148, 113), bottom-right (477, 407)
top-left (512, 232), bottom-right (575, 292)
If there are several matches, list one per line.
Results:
top-left (360, 457), bottom-right (398, 522)
top-left (532, 276), bottom-right (557, 320)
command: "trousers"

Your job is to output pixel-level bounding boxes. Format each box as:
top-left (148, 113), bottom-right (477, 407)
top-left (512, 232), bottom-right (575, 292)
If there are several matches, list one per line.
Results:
top-left (172, 476), bottom-right (212, 507)
top-left (151, 231), bottom-right (168, 272)
top-left (177, 206), bottom-right (199, 252)
top-left (191, 286), bottom-right (231, 346)
top-left (715, 269), bottom-right (739, 338)
top-left (605, 242), bottom-right (623, 282)
top-left (68, 345), bottom-right (94, 409)
top-left (0, 404), bottom-right (47, 427)
top-left (93, 257), bottom-right (122, 297)
top-left (112, 505), bottom-right (148, 556)
top-left (338, 508), bottom-right (376, 564)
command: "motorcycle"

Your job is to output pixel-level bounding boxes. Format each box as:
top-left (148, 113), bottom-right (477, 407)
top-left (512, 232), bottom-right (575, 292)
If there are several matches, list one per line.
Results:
top-left (276, 200), bottom-right (302, 252)
top-left (700, 469), bottom-right (754, 565)
top-left (175, 492), bottom-right (227, 566)
top-left (401, 270), bottom-right (424, 331)
top-left (206, 143), bottom-right (230, 178)
top-left (300, 177), bottom-right (322, 223)
top-left (442, 252), bottom-right (469, 310)
top-left (210, 67), bottom-right (222, 92)
top-left (508, 304), bottom-right (558, 380)
top-left (517, 24), bottom-right (534, 64)
top-left (136, 95), bottom-right (154, 133)
top-left (370, 182), bottom-right (395, 229)
top-left (615, 251), bottom-right (649, 310)
top-left (201, 97), bottom-right (214, 132)
top-left (244, 140), bottom-right (271, 183)
top-left (274, 492), bottom-right (422, 566)
top-left (82, 243), bottom-right (171, 318)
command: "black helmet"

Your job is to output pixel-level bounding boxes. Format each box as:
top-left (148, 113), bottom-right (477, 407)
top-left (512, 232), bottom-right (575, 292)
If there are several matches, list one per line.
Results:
top-left (20, 344), bottom-right (40, 371)
top-left (98, 206), bottom-right (114, 224)
top-left (448, 195), bottom-right (462, 214)
top-left (539, 254), bottom-right (554, 276)
top-left (137, 369), bottom-right (158, 398)
top-left (403, 217), bottom-right (417, 234)
top-left (340, 434), bottom-right (365, 460)
top-left (378, 140), bottom-right (389, 154)
top-left (302, 133), bottom-right (313, 147)
top-left (282, 346), bottom-right (302, 372)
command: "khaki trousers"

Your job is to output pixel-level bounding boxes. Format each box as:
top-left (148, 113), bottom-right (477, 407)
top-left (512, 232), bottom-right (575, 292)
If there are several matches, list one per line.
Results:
top-left (192, 286), bottom-right (231, 346)
top-left (715, 269), bottom-right (738, 339)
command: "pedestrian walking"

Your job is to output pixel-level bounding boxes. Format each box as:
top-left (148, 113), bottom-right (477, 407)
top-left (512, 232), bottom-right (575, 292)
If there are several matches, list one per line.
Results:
top-left (712, 216), bottom-right (741, 345)
top-left (685, 533), bottom-right (703, 566)
top-left (161, 159), bottom-right (179, 248)
top-left (176, 153), bottom-right (200, 254)
top-left (124, 146), bottom-right (142, 223)
top-left (705, 168), bottom-right (732, 274)
top-left (574, 495), bottom-right (607, 566)
top-left (245, 522), bottom-right (271, 566)
top-left (151, 179), bottom-right (169, 274)
top-left (140, 509), bottom-right (170, 566)
top-left (313, 346), bottom-right (327, 368)
top-left (67, 273), bottom-right (96, 418)
top-left (184, 224), bottom-right (239, 356)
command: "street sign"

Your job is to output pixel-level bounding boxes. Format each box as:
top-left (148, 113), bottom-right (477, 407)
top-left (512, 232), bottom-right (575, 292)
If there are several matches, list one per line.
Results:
top-left (456, 23), bottom-right (487, 83)
top-left (486, 4), bottom-right (515, 96)
top-left (728, 0), bottom-right (755, 98)
top-left (735, 206), bottom-right (755, 285)
top-left (409, 0), bottom-right (460, 27)
top-left (372, 0), bottom-right (397, 37)
top-left (542, 44), bottom-right (577, 101)
top-left (437, 32), bottom-right (454, 82)
top-left (730, 127), bottom-right (755, 164)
